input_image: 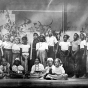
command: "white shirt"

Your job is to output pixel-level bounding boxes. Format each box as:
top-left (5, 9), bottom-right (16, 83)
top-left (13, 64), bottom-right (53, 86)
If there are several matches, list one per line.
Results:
top-left (71, 40), bottom-right (80, 51)
top-left (59, 41), bottom-right (71, 51)
top-left (31, 63), bottom-right (44, 73)
top-left (45, 65), bottom-right (55, 74)
top-left (0, 40), bottom-right (3, 48)
top-left (36, 42), bottom-right (48, 50)
top-left (52, 66), bottom-right (65, 74)
top-left (2, 41), bottom-right (13, 49)
top-left (46, 36), bottom-right (57, 46)
top-left (80, 40), bottom-right (87, 49)
top-left (86, 42), bottom-right (88, 50)
top-left (20, 44), bottom-right (30, 56)
top-left (12, 44), bottom-right (21, 51)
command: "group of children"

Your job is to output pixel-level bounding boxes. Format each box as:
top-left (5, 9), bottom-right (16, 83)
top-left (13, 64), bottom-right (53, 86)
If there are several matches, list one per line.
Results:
top-left (0, 27), bottom-right (88, 79)
top-left (0, 33), bottom-right (30, 78)
top-left (30, 58), bottom-right (68, 80)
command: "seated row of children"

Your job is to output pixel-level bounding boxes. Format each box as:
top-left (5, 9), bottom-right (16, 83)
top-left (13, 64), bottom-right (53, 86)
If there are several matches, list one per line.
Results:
top-left (30, 58), bottom-right (68, 80)
top-left (0, 55), bottom-right (67, 80)
top-left (0, 57), bottom-right (24, 78)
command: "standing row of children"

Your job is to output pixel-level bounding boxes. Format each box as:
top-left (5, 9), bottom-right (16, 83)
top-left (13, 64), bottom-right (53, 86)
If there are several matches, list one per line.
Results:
top-left (0, 28), bottom-right (88, 79)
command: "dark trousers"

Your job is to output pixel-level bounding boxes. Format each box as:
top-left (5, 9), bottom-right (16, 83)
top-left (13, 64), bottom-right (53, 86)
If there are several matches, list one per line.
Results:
top-left (79, 49), bottom-right (86, 77)
top-left (3, 49), bottom-right (12, 66)
top-left (48, 46), bottom-right (55, 60)
top-left (60, 50), bottom-right (70, 75)
top-left (30, 49), bottom-right (36, 70)
top-left (71, 51), bottom-right (81, 77)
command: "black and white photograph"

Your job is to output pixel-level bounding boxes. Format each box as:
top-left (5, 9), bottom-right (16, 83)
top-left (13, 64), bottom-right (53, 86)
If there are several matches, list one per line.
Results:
top-left (0, 0), bottom-right (88, 88)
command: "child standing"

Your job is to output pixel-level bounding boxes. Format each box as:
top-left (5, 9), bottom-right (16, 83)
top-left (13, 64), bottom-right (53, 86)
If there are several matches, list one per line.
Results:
top-left (20, 36), bottom-right (30, 73)
top-left (12, 37), bottom-right (21, 64)
top-left (79, 33), bottom-right (87, 78)
top-left (59, 35), bottom-right (71, 76)
top-left (2, 34), bottom-right (13, 67)
top-left (36, 35), bottom-right (48, 67)
top-left (71, 33), bottom-right (80, 78)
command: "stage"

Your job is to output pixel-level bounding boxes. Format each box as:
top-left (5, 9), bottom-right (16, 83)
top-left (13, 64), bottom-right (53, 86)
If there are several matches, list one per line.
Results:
top-left (0, 78), bottom-right (88, 87)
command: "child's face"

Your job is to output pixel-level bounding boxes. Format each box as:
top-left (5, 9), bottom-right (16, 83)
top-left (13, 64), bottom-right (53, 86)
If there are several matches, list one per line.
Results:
top-left (48, 61), bottom-right (53, 67)
top-left (55, 59), bottom-right (60, 67)
top-left (4, 36), bottom-right (9, 41)
top-left (35, 59), bottom-right (39, 65)
top-left (63, 35), bottom-right (67, 42)
top-left (15, 38), bottom-right (20, 44)
top-left (80, 33), bottom-right (84, 40)
top-left (22, 38), bottom-right (27, 44)
top-left (10, 36), bottom-right (14, 42)
top-left (33, 34), bottom-right (38, 39)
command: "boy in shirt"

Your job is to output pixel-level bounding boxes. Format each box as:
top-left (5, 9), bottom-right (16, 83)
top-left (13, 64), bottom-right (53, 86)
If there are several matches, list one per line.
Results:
top-left (20, 35), bottom-right (30, 73)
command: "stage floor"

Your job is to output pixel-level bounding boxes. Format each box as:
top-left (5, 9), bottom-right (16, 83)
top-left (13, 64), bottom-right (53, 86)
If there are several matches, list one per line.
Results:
top-left (0, 78), bottom-right (88, 87)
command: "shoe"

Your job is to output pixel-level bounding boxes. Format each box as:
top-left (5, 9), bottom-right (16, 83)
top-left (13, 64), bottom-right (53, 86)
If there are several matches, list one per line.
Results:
top-left (71, 75), bottom-right (76, 79)
top-left (40, 77), bottom-right (44, 80)
top-left (80, 75), bottom-right (86, 79)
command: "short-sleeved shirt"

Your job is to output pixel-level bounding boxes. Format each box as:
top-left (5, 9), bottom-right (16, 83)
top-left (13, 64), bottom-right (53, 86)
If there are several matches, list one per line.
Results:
top-left (0, 40), bottom-right (3, 48)
top-left (20, 44), bottom-right (30, 56)
top-left (2, 41), bottom-right (13, 49)
top-left (31, 63), bottom-right (44, 73)
top-left (52, 66), bottom-right (65, 74)
top-left (46, 36), bottom-right (58, 46)
top-left (86, 42), bottom-right (88, 50)
top-left (59, 41), bottom-right (71, 51)
top-left (12, 44), bottom-right (21, 53)
top-left (80, 40), bottom-right (87, 49)
top-left (36, 42), bottom-right (48, 51)
top-left (71, 40), bottom-right (80, 51)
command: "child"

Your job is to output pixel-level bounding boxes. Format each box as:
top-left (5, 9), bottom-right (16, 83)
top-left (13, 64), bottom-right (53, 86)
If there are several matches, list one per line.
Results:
top-left (30, 33), bottom-right (39, 69)
top-left (59, 34), bottom-right (71, 75)
top-left (0, 57), bottom-right (10, 78)
top-left (12, 37), bottom-right (21, 64)
top-left (48, 58), bottom-right (68, 80)
top-left (2, 34), bottom-right (13, 67)
top-left (30, 58), bottom-right (44, 75)
top-left (36, 35), bottom-right (48, 67)
top-left (71, 33), bottom-right (80, 78)
top-left (46, 29), bottom-right (58, 60)
top-left (11, 58), bottom-right (24, 78)
top-left (79, 33), bottom-right (87, 78)
top-left (40, 58), bottom-right (55, 79)
top-left (20, 35), bottom-right (30, 73)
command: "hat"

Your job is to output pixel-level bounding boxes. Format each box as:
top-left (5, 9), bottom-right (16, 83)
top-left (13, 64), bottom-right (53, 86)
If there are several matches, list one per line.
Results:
top-left (47, 58), bottom-right (53, 61)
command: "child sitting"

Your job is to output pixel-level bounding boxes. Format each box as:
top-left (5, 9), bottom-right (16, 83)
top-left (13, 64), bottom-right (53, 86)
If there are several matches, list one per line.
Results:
top-left (48, 58), bottom-right (68, 80)
top-left (0, 57), bottom-right (10, 78)
top-left (40, 58), bottom-right (55, 79)
top-left (10, 58), bottom-right (24, 78)
top-left (30, 58), bottom-right (44, 78)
